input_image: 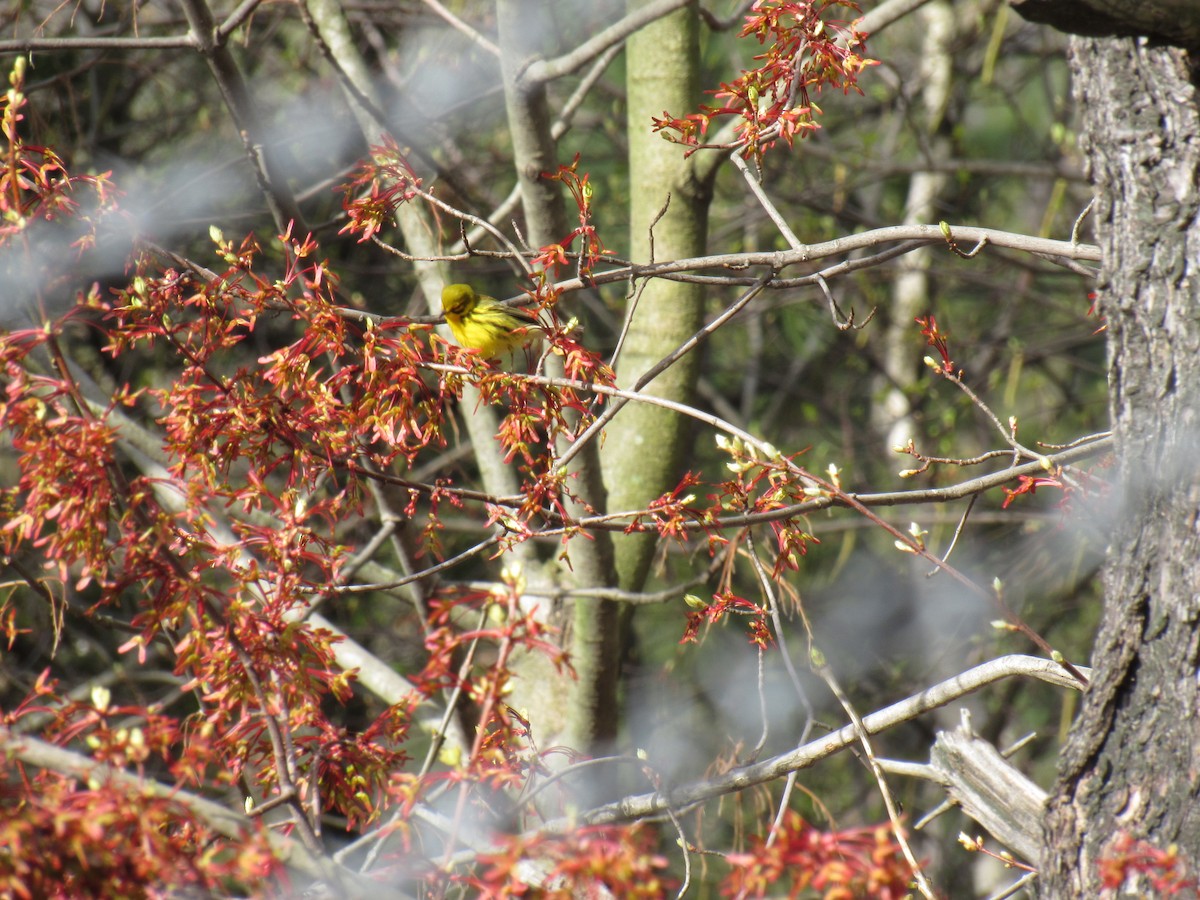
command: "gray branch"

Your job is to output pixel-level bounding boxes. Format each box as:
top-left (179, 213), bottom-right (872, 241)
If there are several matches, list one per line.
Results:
top-left (545, 655), bottom-right (1088, 828)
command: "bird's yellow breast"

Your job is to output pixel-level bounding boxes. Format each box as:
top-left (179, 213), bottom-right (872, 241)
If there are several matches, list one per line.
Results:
top-left (440, 283), bottom-right (538, 359)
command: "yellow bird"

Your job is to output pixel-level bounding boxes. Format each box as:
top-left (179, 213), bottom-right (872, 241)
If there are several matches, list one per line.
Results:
top-left (440, 283), bottom-right (540, 360)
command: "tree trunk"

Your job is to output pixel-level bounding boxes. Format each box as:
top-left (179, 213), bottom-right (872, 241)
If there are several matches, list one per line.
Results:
top-left (870, 0), bottom-right (956, 454)
top-left (1039, 35), bottom-right (1200, 897)
top-left (495, 0), bottom-right (620, 754)
top-left (601, 0), bottom-right (709, 593)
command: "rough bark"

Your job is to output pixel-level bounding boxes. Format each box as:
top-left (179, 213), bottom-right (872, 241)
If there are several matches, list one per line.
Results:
top-left (1039, 36), bottom-right (1200, 897)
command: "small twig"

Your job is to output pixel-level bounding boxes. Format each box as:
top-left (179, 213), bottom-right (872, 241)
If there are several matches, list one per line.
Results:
top-left (731, 153), bottom-right (805, 251)
top-left (177, 0), bottom-right (303, 232)
top-left (937, 367), bottom-right (1044, 461)
top-left (914, 798), bottom-right (954, 830)
top-left (217, 0), bottom-right (267, 38)
top-left (226, 640), bottom-right (322, 854)
top-left (298, 0), bottom-right (395, 144)
top-left (751, 642), bottom-right (770, 761)
top-left (896, 442), bottom-right (1016, 473)
top-left (767, 770), bottom-right (801, 850)
top-left (1000, 731), bottom-right (1038, 758)
top-left (1070, 197), bottom-right (1096, 245)
top-left (1038, 430), bottom-right (1112, 451)
top-left (745, 529), bottom-right (814, 850)
top-left (408, 186), bottom-right (534, 277)
top-left (510, 219), bottom-right (531, 257)
top-left (609, 195), bottom-right (669, 368)
top-left (698, 0), bottom-right (757, 31)
top-left (672, 811), bottom-right (694, 899)
top-left (810, 657), bottom-right (936, 899)
top-left (814, 271), bottom-right (875, 331)
top-left (745, 531), bottom-right (813, 746)
top-left (632, 758), bottom-right (694, 900)
top-left (416, 609), bottom-right (487, 781)
top-left (518, 755), bottom-right (643, 810)
top-left (927, 493), bottom-right (978, 577)
top-left (416, 0), bottom-right (500, 56)
top-left (557, 274), bottom-right (773, 470)
top-left (939, 221), bottom-right (990, 258)
top-left (331, 533), bottom-right (506, 592)
top-left (985, 871), bottom-right (1039, 900)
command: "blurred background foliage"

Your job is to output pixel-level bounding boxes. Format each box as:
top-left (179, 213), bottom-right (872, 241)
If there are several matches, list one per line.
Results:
top-left (2, 0), bottom-right (1105, 893)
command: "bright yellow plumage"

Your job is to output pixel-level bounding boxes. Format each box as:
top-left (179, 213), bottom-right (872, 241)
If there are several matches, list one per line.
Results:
top-left (440, 283), bottom-right (539, 360)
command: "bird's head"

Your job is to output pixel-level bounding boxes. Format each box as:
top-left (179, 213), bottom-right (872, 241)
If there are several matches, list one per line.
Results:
top-left (441, 284), bottom-right (478, 318)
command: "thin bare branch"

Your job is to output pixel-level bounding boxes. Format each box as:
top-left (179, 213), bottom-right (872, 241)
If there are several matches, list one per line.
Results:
top-left (353, 223), bottom-right (1095, 330)
top-left (568, 655), bottom-right (1087, 827)
top-left (417, 0), bottom-right (500, 56)
top-left (217, 0), bottom-right (268, 38)
top-left (855, 0), bottom-right (937, 35)
top-left (177, 0), bottom-right (304, 232)
top-left (522, 0), bottom-right (690, 84)
top-left (813, 657), bottom-right (936, 898)
top-left (0, 35), bottom-right (196, 50)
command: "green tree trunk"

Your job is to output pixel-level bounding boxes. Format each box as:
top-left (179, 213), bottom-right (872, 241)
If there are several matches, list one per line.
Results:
top-left (602, 0), bottom-right (711, 592)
